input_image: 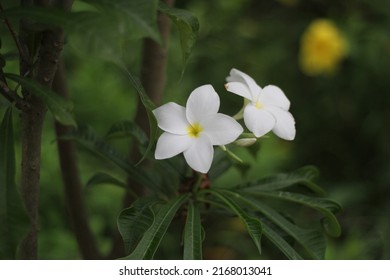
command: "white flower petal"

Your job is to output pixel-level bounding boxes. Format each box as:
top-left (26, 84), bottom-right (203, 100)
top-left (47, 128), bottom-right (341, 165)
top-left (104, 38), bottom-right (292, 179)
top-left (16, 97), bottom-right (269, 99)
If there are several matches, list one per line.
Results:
top-left (260, 85), bottom-right (290, 110)
top-left (155, 132), bottom-right (192, 159)
top-left (267, 106), bottom-right (296, 140)
top-left (226, 68), bottom-right (261, 98)
top-left (183, 134), bottom-right (214, 173)
top-left (224, 82), bottom-right (253, 101)
top-left (153, 102), bottom-right (189, 135)
top-left (186, 84), bottom-right (220, 124)
top-left (202, 113), bottom-right (243, 145)
top-left (243, 104), bottom-right (276, 138)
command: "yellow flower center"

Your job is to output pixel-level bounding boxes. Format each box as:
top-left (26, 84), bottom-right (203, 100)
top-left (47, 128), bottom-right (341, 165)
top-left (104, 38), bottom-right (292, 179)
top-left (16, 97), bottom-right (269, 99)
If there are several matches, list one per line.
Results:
top-left (255, 101), bottom-right (263, 109)
top-left (187, 123), bottom-right (203, 138)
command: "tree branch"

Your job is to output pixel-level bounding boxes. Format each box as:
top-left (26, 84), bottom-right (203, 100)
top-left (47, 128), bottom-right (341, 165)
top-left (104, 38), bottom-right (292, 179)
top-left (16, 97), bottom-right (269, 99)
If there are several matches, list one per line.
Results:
top-left (53, 60), bottom-right (102, 259)
top-left (0, 2), bottom-right (29, 63)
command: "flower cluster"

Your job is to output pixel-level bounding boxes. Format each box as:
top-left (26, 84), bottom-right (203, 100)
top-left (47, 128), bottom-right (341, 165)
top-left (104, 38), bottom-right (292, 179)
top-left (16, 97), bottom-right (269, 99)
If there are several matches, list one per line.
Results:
top-left (153, 69), bottom-right (296, 173)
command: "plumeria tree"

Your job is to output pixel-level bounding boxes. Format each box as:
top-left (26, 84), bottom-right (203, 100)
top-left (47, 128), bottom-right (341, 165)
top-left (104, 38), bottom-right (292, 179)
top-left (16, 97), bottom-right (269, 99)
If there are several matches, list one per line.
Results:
top-left (0, 0), bottom-right (341, 260)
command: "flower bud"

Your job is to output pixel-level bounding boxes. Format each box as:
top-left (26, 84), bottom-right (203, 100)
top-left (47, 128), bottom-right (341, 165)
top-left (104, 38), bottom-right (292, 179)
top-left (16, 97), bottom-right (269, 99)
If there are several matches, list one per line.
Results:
top-left (234, 138), bottom-right (257, 147)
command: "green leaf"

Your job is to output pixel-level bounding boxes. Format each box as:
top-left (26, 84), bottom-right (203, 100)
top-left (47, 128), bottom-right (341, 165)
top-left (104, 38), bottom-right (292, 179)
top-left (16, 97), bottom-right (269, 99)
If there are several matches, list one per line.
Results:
top-left (82, 0), bottom-right (161, 42)
top-left (1, 2), bottom-right (160, 42)
top-left (238, 195), bottom-right (327, 259)
top-left (159, 2), bottom-right (199, 68)
top-left (246, 191), bottom-right (342, 237)
top-left (236, 166), bottom-right (325, 194)
top-left (262, 223), bottom-right (303, 260)
top-left (123, 194), bottom-right (190, 259)
top-left (63, 125), bottom-right (158, 191)
top-left (5, 74), bottom-right (76, 127)
top-left (86, 172), bottom-right (127, 189)
top-left (105, 120), bottom-right (148, 145)
top-left (117, 197), bottom-right (158, 254)
top-left (0, 6), bottom-right (83, 30)
top-left (183, 201), bottom-right (203, 260)
top-left (122, 68), bottom-right (157, 166)
top-left (207, 189), bottom-right (263, 254)
top-left (2, 2), bottom-right (160, 61)
top-left (0, 107), bottom-right (29, 259)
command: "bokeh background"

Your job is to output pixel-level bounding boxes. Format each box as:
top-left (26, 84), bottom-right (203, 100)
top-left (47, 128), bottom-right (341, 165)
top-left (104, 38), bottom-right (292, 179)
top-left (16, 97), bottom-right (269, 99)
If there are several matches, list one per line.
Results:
top-left (1, 0), bottom-right (389, 259)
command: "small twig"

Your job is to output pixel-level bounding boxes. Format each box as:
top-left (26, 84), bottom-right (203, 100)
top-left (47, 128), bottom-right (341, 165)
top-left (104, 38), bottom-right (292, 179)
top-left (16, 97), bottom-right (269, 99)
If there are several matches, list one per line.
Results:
top-left (0, 3), bottom-right (29, 63)
top-left (0, 79), bottom-right (27, 109)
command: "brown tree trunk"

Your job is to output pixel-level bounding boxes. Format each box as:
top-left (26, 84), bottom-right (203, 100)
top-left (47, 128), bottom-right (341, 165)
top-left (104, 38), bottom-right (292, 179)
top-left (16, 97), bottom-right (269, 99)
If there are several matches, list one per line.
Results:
top-left (19, 0), bottom-right (72, 259)
top-left (19, 29), bottom-right (65, 259)
top-left (19, 96), bottom-right (46, 259)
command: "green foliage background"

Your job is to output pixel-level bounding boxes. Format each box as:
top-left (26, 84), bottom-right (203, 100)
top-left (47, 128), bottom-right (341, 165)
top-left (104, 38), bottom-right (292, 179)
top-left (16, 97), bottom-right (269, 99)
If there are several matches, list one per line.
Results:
top-left (1, 0), bottom-right (389, 259)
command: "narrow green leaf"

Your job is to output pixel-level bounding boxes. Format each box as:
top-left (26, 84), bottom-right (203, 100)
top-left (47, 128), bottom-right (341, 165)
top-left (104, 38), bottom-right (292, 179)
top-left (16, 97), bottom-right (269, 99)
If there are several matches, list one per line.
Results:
top-left (62, 125), bottom-right (158, 191)
top-left (246, 191), bottom-right (342, 237)
top-left (5, 74), bottom-right (76, 127)
top-left (105, 120), bottom-right (148, 145)
top-left (117, 197), bottom-right (158, 254)
top-left (122, 68), bottom-right (157, 166)
top-left (183, 201), bottom-right (203, 260)
top-left (239, 195), bottom-right (327, 259)
top-left (159, 3), bottom-right (199, 68)
top-left (236, 166), bottom-right (325, 194)
top-left (86, 172), bottom-right (127, 189)
top-left (0, 107), bottom-right (29, 259)
top-left (119, 0), bottom-right (161, 43)
top-left (262, 223), bottom-right (303, 260)
top-left (123, 194), bottom-right (190, 260)
top-left (207, 189), bottom-right (263, 254)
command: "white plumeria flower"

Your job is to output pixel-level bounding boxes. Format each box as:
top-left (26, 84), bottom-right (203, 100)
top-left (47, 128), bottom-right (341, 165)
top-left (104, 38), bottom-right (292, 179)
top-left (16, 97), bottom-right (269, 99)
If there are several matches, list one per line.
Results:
top-left (153, 84), bottom-right (243, 173)
top-left (225, 68), bottom-right (296, 140)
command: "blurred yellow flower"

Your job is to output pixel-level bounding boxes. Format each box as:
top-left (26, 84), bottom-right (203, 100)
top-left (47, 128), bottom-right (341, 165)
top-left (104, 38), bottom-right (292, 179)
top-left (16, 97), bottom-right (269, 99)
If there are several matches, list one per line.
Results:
top-left (299, 19), bottom-right (348, 76)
